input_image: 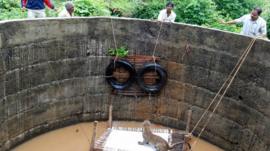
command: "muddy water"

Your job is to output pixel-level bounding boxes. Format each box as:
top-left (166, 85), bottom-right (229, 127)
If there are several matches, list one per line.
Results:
top-left (12, 121), bottom-right (223, 151)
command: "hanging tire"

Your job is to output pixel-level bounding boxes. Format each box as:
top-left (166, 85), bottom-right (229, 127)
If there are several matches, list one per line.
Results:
top-left (105, 59), bottom-right (136, 90)
top-left (137, 63), bottom-right (167, 94)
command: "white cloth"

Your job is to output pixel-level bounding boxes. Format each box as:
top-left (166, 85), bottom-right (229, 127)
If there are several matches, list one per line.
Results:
top-left (158, 9), bottom-right (176, 22)
top-left (103, 129), bottom-right (170, 151)
top-left (58, 9), bottom-right (71, 17)
top-left (27, 9), bottom-right (46, 18)
top-left (235, 14), bottom-right (267, 37)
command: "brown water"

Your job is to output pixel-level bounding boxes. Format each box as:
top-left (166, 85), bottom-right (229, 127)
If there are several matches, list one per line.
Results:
top-left (12, 121), bottom-right (223, 151)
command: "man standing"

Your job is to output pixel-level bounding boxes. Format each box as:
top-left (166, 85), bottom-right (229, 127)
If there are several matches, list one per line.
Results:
top-left (21, 0), bottom-right (55, 19)
top-left (58, 2), bottom-right (74, 17)
top-left (158, 2), bottom-right (176, 23)
top-left (221, 7), bottom-right (267, 37)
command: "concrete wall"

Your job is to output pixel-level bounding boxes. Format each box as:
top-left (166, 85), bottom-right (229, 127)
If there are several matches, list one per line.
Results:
top-left (0, 17), bottom-right (269, 151)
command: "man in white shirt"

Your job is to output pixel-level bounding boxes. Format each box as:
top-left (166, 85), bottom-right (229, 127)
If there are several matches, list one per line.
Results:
top-left (221, 7), bottom-right (267, 37)
top-left (157, 2), bottom-right (176, 23)
top-left (58, 1), bottom-right (74, 17)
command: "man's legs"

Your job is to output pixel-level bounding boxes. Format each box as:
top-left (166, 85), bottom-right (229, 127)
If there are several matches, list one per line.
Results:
top-left (27, 9), bottom-right (36, 19)
top-left (27, 9), bottom-right (46, 18)
top-left (36, 9), bottom-right (46, 18)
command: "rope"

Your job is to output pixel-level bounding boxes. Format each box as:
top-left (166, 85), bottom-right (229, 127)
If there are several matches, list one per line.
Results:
top-left (190, 38), bottom-right (256, 149)
top-left (149, 21), bottom-right (164, 74)
top-left (152, 21), bottom-right (164, 64)
top-left (110, 17), bottom-right (118, 50)
top-left (191, 38), bottom-right (256, 134)
top-left (190, 37), bottom-right (255, 135)
top-left (110, 17), bottom-right (118, 66)
top-left (77, 124), bottom-right (92, 144)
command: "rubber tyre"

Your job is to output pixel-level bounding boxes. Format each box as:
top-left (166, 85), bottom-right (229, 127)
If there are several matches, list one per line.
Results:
top-left (105, 59), bottom-right (136, 90)
top-left (137, 63), bottom-right (167, 94)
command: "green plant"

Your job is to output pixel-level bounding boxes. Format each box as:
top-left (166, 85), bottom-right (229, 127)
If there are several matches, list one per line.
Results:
top-left (266, 18), bottom-right (270, 38)
top-left (0, 0), bottom-right (20, 9)
top-left (263, 12), bottom-right (270, 38)
top-left (132, 1), bottom-right (164, 20)
top-left (212, 0), bottom-right (248, 19)
top-left (212, 0), bottom-right (265, 19)
top-left (108, 46), bottom-right (129, 57)
top-left (206, 21), bottom-right (241, 33)
top-left (174, 0), bottom-right (217, 25)
top-left (262, 2), bottom-right (270, 38)
top-left (0, 0), bottom-right (25, 20)
top-left (74, 0), bottom-right (110, 16)
top-left (108, 0), bottom-right (143, 17)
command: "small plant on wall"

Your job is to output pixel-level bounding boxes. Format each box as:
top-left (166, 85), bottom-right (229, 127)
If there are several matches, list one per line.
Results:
top-left (108, 46), bottom-right (129, 58)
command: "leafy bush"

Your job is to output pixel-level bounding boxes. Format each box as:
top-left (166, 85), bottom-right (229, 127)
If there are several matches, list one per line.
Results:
top-left (206, 21), bottom-right (241, 33)
top-left (262, 7), bottom-right (270, 38)
top-left (212, 0), bottom-right (265, 19)
top-left (239, 0), bottom-right (265, 12)
top-left (132, 1), bottom-right (164, 20)
top-left (212, 0), bottom-right (248, 19)
top-left (0, 8), bottom-right (26, 20)
top-left (266, 18), bottom-right (270, 38)
top-left (0, 0), bottom-right (26, 20)
top-left (108, 0), bottom-right (143, 17)
top-left (74, 0), bottom-right (110, 17)
top-left (174, 0), bottom-right (217, 25)
top-left (0, 0), bottom-right (20, 9)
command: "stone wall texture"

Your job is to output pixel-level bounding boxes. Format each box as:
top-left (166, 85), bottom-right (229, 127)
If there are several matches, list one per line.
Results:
top-left (0, 17), bottom-right (270, 151)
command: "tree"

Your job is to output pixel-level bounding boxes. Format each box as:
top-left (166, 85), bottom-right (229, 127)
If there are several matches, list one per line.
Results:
top-left (132, 1), bottom-right (164, 19)
top-left (174, 0), bottom-right (217, 25)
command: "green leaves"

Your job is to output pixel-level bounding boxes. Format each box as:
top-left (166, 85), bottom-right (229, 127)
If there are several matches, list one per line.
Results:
top-left (108, 0), bottom-right (143, 17)
top-left (0, 0), bottom-right (19, 10)
top-left (132, 1), bottom-right (163, 19)
top-left (212, 0), bottom-right (252, 19)
top-left (108, 46), bottom-right (129, 58)
top-left (174, 0), bottom-right (217, 25)
top-left (0, 0), bottom-right (26, 20)
top-left (74, 0), bottom-right (110, 17)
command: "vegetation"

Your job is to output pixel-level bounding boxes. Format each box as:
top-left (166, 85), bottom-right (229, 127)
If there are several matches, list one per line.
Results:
top-left (0, 0), bottom-right (26, 20)
top-left (73, 0), bottom-right (110, 16)
top-left (108, 46), bottom-right (129, 57)
top-left (108, 0), bottom-right (142, 17)
top-left (0, 0), bottom-right (269, 38)
top-left (132, 1), bottom-right (163, 20)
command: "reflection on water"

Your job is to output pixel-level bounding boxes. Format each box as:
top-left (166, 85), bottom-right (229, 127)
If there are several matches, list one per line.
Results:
top-left (12, 121), bottom-right (223, 151)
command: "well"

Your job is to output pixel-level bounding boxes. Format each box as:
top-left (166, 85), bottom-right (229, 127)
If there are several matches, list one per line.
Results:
top-left (0, 17), bottom-right (269, 151)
